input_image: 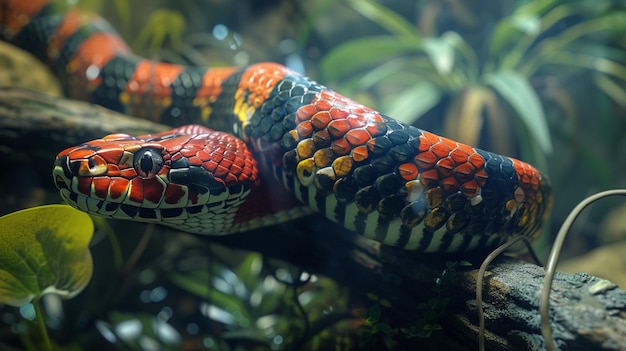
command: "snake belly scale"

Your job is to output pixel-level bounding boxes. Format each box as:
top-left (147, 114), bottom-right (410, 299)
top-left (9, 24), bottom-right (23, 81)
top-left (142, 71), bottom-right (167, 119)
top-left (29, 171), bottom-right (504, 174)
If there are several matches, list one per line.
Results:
top-left (1, 0), bottom-right (552, 252)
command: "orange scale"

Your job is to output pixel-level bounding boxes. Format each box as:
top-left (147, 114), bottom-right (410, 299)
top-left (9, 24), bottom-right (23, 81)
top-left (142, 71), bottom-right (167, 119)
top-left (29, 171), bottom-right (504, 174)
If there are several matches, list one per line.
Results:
top-left (457, 143), bottom-right (475, 155)
top-left (296, 121), bottom-right (313, 138)
top-left (454, 163), bottom-right (476, 182)
top-left (327, 119), bottom-right (351, 138)
top-left (214, 164), bottom-right (230, 179)
top-left (398, 163), bottom-right (418, 181)
top-left (164, 183), bottom-right (186, 204)
top-left (70, 148), bottom-right (96, 159)
top-left (222, 150), bottom-right (237, 161)
top-left (140, 142), bottom-right (164, 150)
top-left (418, 135), bottom-right (432, 152)
top-left (205, 160), bottom-right (219, 173)
top-left (180, 148), bottom-right (196, 157)
top-left (461, 180), bottom-right (480, 197)
top-left (97, 148), bottom-right (124, 164)
top-left (128, 177), bottom-right (144, 203)
top-left (120, 167), bottom-right (138, 179)
top-left (314, 99), bottom-right (332, 111)
top-left (186, 137), bottom-right (208, 146)
top-left (224, 173), bottom-right (238, 186)
top-left (331, 138), bottom-right (351, 155)
top-left (365, 121), bottom-right (386, 137)
top-left (164, 142), bottom-right (184, 153)
top-left (436, 157), bottom-right (455, 177)
top-left (430, 142), bottom-right (451, 159)
top-left (311, 111), bottom-right (332, 129)
top-left (369, 113), bottom-right (383, 122)
top-left (142, 177), bottom-right (165, 204)
top-left (474, 169), bottom-right (488, 187)
top-left (352, 145), bottom-right (369, 162)
top-left (422, 131), bottom-right (441, 145)
top-left (109, 177), bottom-right (130, 199)
top-left (92, 177), bottom-right (110, 199)
top-left (347, 114), bottom-right (366, 128)
top-left (468, 153), bottom-right (485, 169)
top-left (232, 156), bottom-right (245, 168)
top-left (196, 150), bottom-right (211, 161)
top-left (238, 172), bottom-right (251, 182)
top-left (107, 164), bottom-right (121, 177)
top-left (188, 156), bottom-right (203, 166)
top-left (230, 163), bottom-right (243, 176)
top-left (415, 151), bottom-right (437, 170)
top-left (419, 169), bottom-right (439, 187)
top-left (438, 138), bottom-right (456, 151)
top-left (345, 128), bottom-right (371, 146)
top-left (319, 90), bottom-right (336, 101)
top-left (220, 158), bottom-right (234, 169)
top-left (330, 107), bottom-right (349, 119)
top-left (77, 177), bottom-right (92, 196)
top-left (450, 148), bottom-right (469, 164)
top-left (441, 177), bottom-right (459, 192)
top-left (296, 104), bottom-right (317, 121)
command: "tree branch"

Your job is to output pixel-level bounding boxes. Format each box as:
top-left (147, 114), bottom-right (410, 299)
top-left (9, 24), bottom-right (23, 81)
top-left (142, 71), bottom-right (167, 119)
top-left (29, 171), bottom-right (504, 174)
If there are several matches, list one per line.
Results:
top-left (1, 86), bottom-right (625, 350)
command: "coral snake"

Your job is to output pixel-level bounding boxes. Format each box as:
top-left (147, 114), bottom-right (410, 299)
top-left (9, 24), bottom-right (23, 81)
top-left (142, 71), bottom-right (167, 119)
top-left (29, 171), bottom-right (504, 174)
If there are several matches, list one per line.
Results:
top-left (1, 0), bottom-right (552, 252)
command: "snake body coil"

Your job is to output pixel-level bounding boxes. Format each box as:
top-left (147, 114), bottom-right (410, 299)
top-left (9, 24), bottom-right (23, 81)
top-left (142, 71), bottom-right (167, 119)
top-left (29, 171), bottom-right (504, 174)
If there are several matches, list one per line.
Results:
top-left (1, 0), bottom-right (552, 252)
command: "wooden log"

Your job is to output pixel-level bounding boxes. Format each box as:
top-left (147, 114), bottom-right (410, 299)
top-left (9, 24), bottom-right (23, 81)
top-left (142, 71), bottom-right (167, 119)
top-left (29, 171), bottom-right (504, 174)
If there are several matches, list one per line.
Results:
top-left (1, 86), bottom-right (625, 350)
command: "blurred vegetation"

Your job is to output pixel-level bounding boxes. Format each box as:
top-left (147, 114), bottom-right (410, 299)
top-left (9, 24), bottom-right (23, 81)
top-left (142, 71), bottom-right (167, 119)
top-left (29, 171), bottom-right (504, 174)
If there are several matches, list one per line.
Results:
top-left (1, 0), bottom-right (626, 350)
top-left (313, 0), bottom-right (626, 247)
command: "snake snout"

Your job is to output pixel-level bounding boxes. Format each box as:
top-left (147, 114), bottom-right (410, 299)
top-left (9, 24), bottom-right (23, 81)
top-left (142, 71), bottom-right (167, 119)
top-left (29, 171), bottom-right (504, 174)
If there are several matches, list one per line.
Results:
top-left (52, 155), bottom-right (72, 190)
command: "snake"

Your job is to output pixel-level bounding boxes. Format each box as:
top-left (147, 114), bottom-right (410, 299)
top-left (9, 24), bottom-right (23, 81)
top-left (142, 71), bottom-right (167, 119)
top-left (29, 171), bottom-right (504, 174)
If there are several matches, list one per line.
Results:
top-left (1, 0), bottom-right (552, 252)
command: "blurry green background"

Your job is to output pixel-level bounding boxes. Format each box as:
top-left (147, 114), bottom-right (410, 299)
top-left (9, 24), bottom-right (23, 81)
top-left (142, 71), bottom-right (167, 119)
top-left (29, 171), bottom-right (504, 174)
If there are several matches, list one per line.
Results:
top-left (1, 0), bottom-right (625, 350)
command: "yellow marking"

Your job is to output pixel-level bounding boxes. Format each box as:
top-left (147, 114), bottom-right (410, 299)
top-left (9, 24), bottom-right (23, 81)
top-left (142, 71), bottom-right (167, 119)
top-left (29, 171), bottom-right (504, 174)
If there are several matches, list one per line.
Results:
top-left (296, 158), bottom-right (317, 186)
top-left (313, 148), bottom-right (334, 168)
top-left (297, 139), bottom-right (316, 159)
top-left (332, 156), bottom-right (353, 177)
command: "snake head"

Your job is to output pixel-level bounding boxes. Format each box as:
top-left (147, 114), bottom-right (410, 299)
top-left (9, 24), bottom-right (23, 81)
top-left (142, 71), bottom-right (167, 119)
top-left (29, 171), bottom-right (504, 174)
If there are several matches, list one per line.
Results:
top-left (52, 126), bottom-right (260, 233)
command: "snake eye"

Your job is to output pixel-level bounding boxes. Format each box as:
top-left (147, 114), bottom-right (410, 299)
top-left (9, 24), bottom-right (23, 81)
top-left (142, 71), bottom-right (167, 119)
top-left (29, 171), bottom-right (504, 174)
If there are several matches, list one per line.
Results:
top-left (134, 148), bottom-right (164, 178)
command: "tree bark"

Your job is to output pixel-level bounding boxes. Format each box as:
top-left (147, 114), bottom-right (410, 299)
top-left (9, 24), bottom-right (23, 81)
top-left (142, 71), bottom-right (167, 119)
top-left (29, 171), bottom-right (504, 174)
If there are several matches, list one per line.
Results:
top-left (1, 86), bottom-right (625, 350)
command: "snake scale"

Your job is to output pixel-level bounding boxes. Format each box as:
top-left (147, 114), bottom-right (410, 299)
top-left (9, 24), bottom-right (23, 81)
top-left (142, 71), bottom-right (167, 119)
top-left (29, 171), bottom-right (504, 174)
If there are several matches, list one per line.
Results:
top-left (1, 0), bottom-right (552, 252)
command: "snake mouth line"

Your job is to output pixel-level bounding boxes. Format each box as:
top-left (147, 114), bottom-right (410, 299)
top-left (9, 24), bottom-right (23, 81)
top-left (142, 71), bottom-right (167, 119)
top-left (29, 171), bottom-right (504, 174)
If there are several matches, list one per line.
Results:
top-left (56, 186), bottom-right (248, 234)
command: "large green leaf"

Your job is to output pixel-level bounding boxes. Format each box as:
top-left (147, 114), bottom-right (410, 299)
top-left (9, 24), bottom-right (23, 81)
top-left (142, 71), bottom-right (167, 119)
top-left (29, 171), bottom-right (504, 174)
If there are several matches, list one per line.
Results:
top-left (0, 205), bottom-right (94, 307)
top-left (486, 70), bottom-right (553, 155)
top-left (347, 0), bottom-right (418, 37)
top-left (382, 81), bottom-right (442, 125)
top-left (319, 35), bottom-right (421, 82)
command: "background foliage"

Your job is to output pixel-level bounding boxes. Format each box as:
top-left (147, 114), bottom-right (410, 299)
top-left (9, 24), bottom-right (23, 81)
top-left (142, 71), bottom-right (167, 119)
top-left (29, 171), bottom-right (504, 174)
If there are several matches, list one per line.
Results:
top-left (1, 0), bottom-right (625, 350)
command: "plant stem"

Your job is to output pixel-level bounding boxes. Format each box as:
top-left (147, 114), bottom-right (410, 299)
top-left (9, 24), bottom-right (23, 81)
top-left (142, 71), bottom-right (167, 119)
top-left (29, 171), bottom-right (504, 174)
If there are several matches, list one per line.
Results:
top-left (33, 297), bottom-right (52, 351)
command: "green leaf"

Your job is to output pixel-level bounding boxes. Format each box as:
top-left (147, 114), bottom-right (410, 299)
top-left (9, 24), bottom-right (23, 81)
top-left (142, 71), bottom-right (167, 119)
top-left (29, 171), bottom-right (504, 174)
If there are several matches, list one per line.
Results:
top-left (347, 0), bottom-right (418, 37)
top-left (0, 205), bottom-right (94, 307)
top-left (366, 303), bottom-right (381, 324)
top-left (319, 36), bottom-right (421, 83)
top-left (593, 74), bottom-right (626, 107)
top-left (382, 81), bottom-right (442, 125)
top-left (134, 9), bottom-right (186, 55)
top-left (486, 71), bottom-right (553, 154)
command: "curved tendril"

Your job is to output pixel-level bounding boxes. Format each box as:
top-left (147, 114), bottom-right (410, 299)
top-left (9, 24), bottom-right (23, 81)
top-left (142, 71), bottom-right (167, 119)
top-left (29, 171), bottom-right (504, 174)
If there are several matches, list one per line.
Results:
top-left (477, 235), bottom-right (526, 351)
top-left (541, 189), bottom-right (626, 351)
